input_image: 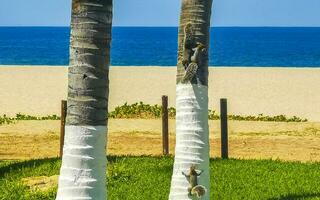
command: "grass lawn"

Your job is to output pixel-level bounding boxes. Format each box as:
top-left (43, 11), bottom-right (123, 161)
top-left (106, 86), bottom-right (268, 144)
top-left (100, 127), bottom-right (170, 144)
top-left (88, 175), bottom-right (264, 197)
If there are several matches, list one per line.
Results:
top-left (0, 156), bottom-right (320, 200)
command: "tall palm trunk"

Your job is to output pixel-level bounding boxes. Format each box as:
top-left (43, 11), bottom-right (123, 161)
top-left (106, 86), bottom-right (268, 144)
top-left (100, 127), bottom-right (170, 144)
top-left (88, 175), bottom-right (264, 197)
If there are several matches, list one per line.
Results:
top-left (56, 0), bottom-right (113, 199)
top-left (169, 0), bottom-right (213, 199)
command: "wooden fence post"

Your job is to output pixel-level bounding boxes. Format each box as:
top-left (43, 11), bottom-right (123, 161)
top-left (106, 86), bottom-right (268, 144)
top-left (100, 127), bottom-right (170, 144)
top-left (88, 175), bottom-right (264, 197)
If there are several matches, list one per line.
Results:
top-left (162, 95), bottom-right (169, 155)
top-left (220, 98), bottom-right (229, 159)
top-left (60, 100), bottom-right (67, 158)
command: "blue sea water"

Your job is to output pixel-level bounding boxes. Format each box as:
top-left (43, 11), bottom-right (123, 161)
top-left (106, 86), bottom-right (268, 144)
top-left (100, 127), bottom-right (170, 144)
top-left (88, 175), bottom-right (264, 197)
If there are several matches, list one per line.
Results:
top-left (1, 27), bottom-right (320, 67)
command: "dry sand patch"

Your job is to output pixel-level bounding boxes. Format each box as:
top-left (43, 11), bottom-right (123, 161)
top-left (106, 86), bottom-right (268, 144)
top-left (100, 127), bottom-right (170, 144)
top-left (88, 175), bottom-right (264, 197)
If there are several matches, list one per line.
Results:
top-left (1, 120), bottom-right (320, 162)
top-left (21, 175), bottom-right (59, 191)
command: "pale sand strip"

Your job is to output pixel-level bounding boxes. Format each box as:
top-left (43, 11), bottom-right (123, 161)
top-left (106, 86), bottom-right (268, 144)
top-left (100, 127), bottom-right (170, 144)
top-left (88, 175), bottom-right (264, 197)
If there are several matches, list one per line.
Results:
top-left (0, 65), bottom-right (320, 121)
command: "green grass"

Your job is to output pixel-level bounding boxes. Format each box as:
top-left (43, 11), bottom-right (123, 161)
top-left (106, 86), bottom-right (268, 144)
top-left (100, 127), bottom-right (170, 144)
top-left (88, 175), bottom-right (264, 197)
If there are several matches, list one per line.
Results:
top-left (1, 156), bottom-right (320, 199)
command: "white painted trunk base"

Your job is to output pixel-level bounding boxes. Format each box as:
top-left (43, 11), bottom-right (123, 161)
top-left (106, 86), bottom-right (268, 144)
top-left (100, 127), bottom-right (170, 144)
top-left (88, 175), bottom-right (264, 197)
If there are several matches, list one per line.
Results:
top-left (169, 84), bottom-right (210, 200)
top-left (56, 125), bottom-right (107, 200)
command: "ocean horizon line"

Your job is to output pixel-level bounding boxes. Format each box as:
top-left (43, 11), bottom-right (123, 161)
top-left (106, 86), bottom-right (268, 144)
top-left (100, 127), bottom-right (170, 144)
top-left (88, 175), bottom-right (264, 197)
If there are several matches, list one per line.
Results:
top-left (1, 65), bottom-right (320, 69)
top-left (1, 26), bottom-right (320, 28)
top-left (2, 27), bottom-right (320, 67)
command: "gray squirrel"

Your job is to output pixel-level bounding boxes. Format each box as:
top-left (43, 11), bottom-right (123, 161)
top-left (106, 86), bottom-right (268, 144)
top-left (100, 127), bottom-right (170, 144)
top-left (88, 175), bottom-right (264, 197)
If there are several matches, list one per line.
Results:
top-left (182, 165), bottom-right (206, 198)
top-left (182, 23), bottom-right (207, 83)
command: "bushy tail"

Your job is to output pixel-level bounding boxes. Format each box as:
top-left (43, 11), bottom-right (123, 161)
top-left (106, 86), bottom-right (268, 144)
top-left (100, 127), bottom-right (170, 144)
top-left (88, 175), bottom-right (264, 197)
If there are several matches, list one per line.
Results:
top-left (191, 185), bottom-right (206, 198)
top-left (182, 62), bottom-right (198, 83)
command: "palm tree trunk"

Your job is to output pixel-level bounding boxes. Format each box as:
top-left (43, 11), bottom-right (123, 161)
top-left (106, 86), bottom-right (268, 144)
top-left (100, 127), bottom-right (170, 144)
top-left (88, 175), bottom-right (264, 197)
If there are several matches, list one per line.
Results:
top-left (56, 0), bottom-right (112, 199)
top-left (169, 0), bottom-right (213, 199)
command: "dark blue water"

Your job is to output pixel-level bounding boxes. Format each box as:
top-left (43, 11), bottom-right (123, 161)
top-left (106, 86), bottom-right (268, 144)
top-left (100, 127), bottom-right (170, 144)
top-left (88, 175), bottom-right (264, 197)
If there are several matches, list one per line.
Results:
top-left (1, 27), bottom-right (320, 67)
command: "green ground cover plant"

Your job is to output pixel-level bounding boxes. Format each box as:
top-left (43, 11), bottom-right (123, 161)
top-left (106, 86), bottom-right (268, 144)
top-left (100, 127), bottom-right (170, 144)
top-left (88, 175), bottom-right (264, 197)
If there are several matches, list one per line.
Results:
top-left (109, 102), bottom-right (308, 122)
top-left (0, 156), bottom-right (320, 200)
top-left (0, 102), bottom-right (308, 125)
top-left (14, 113), bottom-right (60, 121)
top-left (0, 113), bottom-right (60, 125)
top-left (0, 114), bottom-right (14, 125)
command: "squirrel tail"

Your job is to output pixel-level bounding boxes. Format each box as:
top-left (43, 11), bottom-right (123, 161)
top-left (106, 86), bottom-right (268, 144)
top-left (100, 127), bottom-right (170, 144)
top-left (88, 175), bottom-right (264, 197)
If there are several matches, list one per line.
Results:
top-left (191, 185), bottom-right (206, 198)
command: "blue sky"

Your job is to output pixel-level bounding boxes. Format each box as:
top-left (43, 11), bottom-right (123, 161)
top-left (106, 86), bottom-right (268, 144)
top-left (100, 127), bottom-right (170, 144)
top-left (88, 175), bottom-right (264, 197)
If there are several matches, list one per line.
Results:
top-left (1, 0), bottom-right (320, 27)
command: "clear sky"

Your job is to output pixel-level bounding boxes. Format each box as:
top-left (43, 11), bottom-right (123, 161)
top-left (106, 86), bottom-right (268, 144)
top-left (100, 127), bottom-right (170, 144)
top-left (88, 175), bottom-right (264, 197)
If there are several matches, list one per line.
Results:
top-left (1, 0), bottom-right (320, 27)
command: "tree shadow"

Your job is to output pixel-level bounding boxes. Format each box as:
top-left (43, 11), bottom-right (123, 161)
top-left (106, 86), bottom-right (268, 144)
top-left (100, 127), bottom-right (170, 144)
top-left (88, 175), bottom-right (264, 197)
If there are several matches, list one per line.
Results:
top-left (269, 193), bottom-right (320, 200)
top-left (0, 155), bottom-right (172, 177)
top-left (0, 158), bottom-right (59, 177)
top-left (106, 154), bottom-right (173, 163)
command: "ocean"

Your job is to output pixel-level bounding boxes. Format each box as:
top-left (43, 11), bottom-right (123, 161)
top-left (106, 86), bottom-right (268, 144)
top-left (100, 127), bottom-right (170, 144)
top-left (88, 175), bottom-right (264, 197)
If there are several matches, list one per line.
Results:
top-left (1, 27), bottom-right (320, 67)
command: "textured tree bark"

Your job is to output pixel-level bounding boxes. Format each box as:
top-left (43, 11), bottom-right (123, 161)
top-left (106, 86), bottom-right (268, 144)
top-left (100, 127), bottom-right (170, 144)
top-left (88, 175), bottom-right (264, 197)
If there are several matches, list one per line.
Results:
top-left (169, 0), bottom-right (213, 199)
top-left (56, 0), bottom-right (112, 199)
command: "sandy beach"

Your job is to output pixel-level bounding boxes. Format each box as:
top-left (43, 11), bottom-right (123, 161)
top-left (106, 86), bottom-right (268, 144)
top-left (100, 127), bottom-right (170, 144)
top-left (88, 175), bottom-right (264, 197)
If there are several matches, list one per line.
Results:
top-left (1, 66), bottom-right (320, 162)
top-left (0, 65), bottom-right (320, 121)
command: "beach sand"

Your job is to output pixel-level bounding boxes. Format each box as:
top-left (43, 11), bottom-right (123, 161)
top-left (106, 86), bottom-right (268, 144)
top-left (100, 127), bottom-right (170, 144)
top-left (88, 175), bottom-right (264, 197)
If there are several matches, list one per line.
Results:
top-left (1, 66), bottom-right (320, 162)
top-left (0, 65), bottom-right (320, 121)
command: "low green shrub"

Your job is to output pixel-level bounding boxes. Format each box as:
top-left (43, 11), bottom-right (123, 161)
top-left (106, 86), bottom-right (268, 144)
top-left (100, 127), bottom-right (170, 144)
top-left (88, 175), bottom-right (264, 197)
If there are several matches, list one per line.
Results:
top-left (15, 113), bottom-right (60, 120)
top-left (108, 102), bottom-right (176, 119)
top-left (109, 102), bottom-right (308, 122)
top-left (0, 113), bottom-right (60, 125)
top-left (0, 115), bottom-right (14, 125)
top-left (228, 113), bottom-right (308, 122)
top-left (0, 102), bottom-right (308, 125)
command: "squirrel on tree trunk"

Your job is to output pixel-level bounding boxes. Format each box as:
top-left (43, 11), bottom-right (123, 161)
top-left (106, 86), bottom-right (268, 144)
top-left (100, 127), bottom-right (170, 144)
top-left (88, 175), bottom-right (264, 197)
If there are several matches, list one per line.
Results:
top-left (182, 23), bottom-right (207, 84)
top-left (182, 165), bottom-right (206, 198)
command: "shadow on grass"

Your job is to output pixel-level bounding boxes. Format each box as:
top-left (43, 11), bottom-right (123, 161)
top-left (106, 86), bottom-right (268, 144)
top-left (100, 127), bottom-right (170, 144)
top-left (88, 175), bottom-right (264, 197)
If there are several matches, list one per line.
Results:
top-left (0, 155), bottom-right (172, 177)
top-left (269, 193), bottom-right (320, 200)
top-left (0, 156), bottom-right (315, 178)
top-left (107, 154), bottom-right (172, 162)
top-left (0, 157), bottom-right (60, 177)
